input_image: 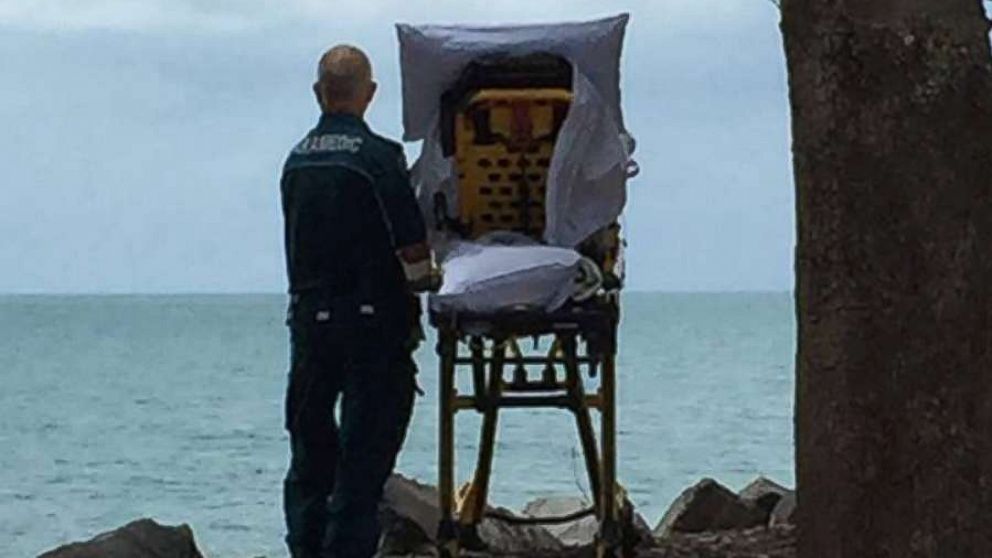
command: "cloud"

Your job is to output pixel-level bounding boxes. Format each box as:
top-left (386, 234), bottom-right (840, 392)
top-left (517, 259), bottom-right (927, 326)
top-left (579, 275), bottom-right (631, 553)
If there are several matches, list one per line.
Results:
top-left (0, 0), bottom-right (251, 32)
top-left (0, 0), bottom-right (772, 33)
top-left (0, 0), bottom-right (789, 293)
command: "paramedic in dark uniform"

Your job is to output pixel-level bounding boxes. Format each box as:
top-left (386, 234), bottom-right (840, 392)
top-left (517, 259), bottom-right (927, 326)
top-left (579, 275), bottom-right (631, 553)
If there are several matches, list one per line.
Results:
top-left (280, 44), bottom-right (431, 558)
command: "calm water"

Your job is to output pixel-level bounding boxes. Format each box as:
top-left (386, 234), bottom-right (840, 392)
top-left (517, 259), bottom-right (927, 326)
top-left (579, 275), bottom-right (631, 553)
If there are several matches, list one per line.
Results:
top-left (0, 293), bottom-right (795, 557)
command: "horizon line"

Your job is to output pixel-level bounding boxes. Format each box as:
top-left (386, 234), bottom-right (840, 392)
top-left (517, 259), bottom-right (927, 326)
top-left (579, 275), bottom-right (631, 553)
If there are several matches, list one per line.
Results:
top-left (0, 288), bottom-right (794, 297)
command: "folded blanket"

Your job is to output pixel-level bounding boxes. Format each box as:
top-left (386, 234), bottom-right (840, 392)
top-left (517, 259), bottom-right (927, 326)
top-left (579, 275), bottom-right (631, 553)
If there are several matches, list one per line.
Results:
top-left (429, 233), bottom-right (601, 314)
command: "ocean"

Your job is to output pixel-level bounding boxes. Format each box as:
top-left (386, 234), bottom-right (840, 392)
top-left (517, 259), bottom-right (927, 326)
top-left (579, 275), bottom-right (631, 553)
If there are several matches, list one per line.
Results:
top-left (0, 292), bottom-right (795, 557)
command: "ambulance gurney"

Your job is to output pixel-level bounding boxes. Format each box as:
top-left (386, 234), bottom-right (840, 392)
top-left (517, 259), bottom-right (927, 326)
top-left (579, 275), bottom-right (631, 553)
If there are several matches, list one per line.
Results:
top-left (397, 14), bottom-right (639, 557)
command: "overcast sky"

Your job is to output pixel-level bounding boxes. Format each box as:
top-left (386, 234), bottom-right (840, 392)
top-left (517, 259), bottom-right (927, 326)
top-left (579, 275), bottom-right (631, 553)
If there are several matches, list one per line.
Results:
top-left (0, 0), bottom-right (792, 293)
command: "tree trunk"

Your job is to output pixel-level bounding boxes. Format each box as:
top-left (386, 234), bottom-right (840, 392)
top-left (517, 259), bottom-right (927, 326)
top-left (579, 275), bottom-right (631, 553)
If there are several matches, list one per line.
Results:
top-left (781, 1), bottom-right (992, 557)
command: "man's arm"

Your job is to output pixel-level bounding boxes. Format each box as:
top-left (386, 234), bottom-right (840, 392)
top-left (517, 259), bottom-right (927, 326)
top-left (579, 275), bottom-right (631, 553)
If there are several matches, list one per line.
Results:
top-left (376, 147), bottom-right (435, 291)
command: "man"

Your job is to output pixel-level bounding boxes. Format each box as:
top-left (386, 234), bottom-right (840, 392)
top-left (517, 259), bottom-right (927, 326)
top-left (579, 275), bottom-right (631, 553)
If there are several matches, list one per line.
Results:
top-left (280, 45), bottom-right (431, 558)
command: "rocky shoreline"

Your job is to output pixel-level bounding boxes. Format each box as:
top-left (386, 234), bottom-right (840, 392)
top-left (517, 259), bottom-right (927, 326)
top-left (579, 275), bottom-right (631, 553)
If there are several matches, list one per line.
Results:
top-left (39, 476), bottom-right (796, 557)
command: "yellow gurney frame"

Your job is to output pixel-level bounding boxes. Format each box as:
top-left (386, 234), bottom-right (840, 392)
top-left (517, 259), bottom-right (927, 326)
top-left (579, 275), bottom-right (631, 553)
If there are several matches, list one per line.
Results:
top-left (430, 299), bottom-right (635, 557)
top-left (430, 54), bottom-right (634, 557)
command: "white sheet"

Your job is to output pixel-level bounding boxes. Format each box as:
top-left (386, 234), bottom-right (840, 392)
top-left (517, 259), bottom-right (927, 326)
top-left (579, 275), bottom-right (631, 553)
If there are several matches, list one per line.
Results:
top-left (397, 14), bottom-right (634, 248)
top-left (430, 244), bottom-right (578, 314)
top-left (396, 14), bottom-right (630, 142)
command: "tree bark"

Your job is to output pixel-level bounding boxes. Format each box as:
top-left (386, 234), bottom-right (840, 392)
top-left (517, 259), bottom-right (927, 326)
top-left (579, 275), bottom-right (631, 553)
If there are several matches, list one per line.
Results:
top-left (781, 1), bottom-right (992, 557)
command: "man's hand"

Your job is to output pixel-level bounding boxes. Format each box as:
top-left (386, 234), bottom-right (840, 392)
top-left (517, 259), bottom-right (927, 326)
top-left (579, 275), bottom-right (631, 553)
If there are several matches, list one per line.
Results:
top-left (397, 243), bottom-right (440, 292)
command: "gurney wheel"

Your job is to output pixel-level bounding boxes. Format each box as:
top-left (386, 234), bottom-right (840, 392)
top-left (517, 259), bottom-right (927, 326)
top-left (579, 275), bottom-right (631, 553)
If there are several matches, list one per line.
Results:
top-left (595, 498), bottom-right (641, 558)
top-left (436, 518), bottom-right (460, 558)
top-left (437, 540), bottom-right (459, 558)
top-left (618, 497), bottom-right (643, 556)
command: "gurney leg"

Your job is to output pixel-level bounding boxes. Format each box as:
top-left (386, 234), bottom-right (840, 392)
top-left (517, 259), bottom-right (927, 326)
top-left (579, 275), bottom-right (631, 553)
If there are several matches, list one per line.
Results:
top-left (598, 354), bottom-right (621, 557)
top-left (458, 339), bottom-right (505, 549)
top-left (563, 334), bottom-right (602, 508)
top-left (437, 329), bottom-right (459, 557)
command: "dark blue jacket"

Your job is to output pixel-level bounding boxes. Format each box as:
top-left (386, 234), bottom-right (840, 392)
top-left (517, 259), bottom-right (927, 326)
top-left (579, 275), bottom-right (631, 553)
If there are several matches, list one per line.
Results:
top-left (281, 113), bottom-right (426, 321)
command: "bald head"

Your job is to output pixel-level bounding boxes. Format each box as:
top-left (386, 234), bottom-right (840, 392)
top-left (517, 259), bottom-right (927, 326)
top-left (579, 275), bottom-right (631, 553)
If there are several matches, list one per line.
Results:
top-left (313, 45), bottom-right (376, 115)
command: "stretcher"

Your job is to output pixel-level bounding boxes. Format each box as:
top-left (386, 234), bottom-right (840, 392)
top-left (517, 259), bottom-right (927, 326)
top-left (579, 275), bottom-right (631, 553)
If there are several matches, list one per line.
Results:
top-left (422, 51), bottom-right (638, 556)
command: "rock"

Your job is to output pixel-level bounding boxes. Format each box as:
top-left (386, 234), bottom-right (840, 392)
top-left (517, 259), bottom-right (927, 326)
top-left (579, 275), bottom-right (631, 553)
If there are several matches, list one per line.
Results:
top-left (522, 495), bottom-right (652, 548)
top-left (737, 477), bottom-right (792, 522)
top-left (476, 505), bottom-right (564, 554)
top-left (523, 496), bottom-right (593, 546)
top-left (644, 525), bottom-right (797, 558)
top-left (38, 518), bottom-right (204, 558)
top-left (630, 508), bottom-right (653, 541)
top-left (379, 475), bottom-right (440, 555)
top-left (653, 478), bottom-right (766, 538)
top-left (379, 474), bottom-right (562, 555)
top-left (769, 492), bottom-right (796, 527)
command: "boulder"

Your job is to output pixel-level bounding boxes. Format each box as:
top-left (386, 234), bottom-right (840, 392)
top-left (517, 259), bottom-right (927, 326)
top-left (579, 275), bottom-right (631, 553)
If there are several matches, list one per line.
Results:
top-left (522, 495), bottom-right (651, 548)
top-left (737, 477), bottom-right (793, 522)
top-left (646, 525), bottom-right (797, 558)
top-left (476, 504), bottom-right (564, 554)
top-left (769, 492), bottom-right (796, 527)
top-left (38, 518), bottom-right (204, 558)
top-left (523, 496), bottom-right (593, 546)
top-left (379, 475), bottom-right (440, 555)
top-left (653, 478), bottom-right (766, 538)
top-left (379, 474), bottom-right (562, 555)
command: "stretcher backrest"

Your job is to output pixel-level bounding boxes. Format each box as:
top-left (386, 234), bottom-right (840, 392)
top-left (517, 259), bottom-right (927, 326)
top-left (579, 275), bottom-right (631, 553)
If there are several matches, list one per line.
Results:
top-left (439, 53), bottom-right (623, 282)
top-left (453, 88), bottom-right (571, 239)
top-left (438, 53), bottom-right (573, 241)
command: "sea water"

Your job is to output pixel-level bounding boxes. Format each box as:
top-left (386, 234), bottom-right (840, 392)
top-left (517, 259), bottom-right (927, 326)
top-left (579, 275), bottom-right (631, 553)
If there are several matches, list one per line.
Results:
top-left (0, 293), bottom-right (795, 557)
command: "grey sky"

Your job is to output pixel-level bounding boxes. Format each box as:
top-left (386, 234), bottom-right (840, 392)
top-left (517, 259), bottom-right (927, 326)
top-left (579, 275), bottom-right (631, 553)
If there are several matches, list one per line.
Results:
top-left (0, 0), bottom-right (792, 293)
